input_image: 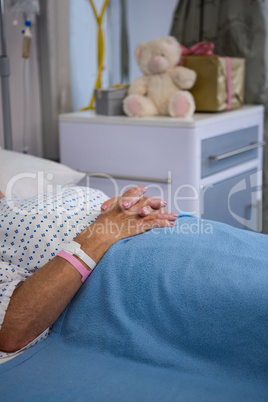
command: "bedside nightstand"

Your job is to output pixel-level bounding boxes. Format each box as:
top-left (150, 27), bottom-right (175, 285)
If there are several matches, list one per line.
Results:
top-left (59, 105), bottom-right (265, 231)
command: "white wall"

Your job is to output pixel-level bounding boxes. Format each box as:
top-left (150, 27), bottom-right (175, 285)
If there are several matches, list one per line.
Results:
top-left (69, 0), bottom-right (110, 111)
top-left (70, 0), bottom-right (178, 111)
top-left (126, 0), bottom-right (178, 81)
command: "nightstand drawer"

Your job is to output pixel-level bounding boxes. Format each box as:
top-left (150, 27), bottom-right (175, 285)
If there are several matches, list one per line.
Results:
top-left (201, 126), bottom-right (260, 178)
top-left (202, 169), bottom-right (261, 231)
top-left (59, 122), bottom-right (176, 182)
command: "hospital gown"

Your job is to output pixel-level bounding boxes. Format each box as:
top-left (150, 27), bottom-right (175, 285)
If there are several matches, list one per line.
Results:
top-left (0, 186), bottom-right (108, 359)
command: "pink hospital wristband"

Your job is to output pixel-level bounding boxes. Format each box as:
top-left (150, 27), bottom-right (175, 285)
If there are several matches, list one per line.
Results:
top-left (57, 250), bottom-right (92, 283)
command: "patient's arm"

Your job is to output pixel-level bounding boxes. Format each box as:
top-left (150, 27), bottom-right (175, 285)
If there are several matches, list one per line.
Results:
top-left (0, 187), bottom-right (177, 353)
top-left (0, 191), bottom-right (5, 199)
top-left (0, 233), bottom-right (111, 354)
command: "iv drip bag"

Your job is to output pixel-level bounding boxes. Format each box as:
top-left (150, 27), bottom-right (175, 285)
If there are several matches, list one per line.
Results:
top-left (7, 0), bottom-right (40, 15)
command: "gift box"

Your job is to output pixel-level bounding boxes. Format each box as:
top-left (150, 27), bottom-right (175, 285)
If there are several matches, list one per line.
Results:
top-left (94, 87), bottom-right (128, 116)
top-left (184, 55), bottom-right (245, 112)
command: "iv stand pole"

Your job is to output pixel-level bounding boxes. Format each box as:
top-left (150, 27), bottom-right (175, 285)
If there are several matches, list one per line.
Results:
top-left (0, 0), bottom-right (13, 150)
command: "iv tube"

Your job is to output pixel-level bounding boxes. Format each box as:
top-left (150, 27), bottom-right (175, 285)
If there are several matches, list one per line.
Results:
top-left (22, 20), bottom-right (32, 153)
top-left (22, 58), bottom-right (29, 154)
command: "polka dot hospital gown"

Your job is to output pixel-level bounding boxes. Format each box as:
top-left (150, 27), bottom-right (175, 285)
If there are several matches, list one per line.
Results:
top-left (0, 186), bottom-right (108, 360)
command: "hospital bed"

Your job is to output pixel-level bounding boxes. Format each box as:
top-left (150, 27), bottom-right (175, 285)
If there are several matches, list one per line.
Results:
top-left (0, 150), bottom-right (267, 401)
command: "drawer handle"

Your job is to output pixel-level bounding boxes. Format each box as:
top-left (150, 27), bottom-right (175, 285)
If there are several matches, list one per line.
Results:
top-left (82, 171), bottom-right (172, 184)
top-left (208, 141), bottom-right (266, 162)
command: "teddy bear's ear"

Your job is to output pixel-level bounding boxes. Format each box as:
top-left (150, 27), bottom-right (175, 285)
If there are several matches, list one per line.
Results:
top-left (135, 42), bottom-right (147, 63)
top-left (163, 36), bottom-right (181, 50)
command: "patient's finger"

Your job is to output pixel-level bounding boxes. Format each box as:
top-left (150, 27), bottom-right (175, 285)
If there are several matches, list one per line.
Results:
top-left (156, 211), bottom-right (178, 220)
top-left (121, 196), bottom-right (167, 213)
top-left (102, 187), bottom-right (147, 212)
top-left (143, 209), bottom-right (177, 221)
top-left (147, 198), bottom-right (167, 210)
top-left (122, 186), bottom-right (147, 199)
top-left (119, 196), bottom-right (141, 210)
top-left (140, 218), bottom-right (175, 232)
top-left (139, 205), bottom-right (153, 217)
top-left (119, 187), bottom-right (148, 210)
top-left (101, 197), bottom-right (119, 212)
top-left (130, 198), bottom-right (167, 216)
top-left (138, 202), bottom-right (167, 217)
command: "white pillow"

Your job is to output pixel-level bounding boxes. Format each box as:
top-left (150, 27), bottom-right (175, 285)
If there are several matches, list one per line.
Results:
top-left (0, 149), bottom-right (85, 199)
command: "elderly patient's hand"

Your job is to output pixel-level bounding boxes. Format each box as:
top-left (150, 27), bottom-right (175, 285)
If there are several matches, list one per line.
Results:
top-left (75, 186), bottom-right (177, 260)
top-left (101, 186), bottom-right (168, 217)
top-left (98, 186), bottom-right (176, 237)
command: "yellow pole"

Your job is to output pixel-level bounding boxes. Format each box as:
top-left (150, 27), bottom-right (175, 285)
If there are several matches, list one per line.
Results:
top-left (79, 0), bottom-right (110, 112)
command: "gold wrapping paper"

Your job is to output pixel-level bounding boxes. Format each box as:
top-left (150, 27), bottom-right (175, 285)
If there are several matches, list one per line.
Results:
top-left (184, 55), bottom-right (245, 112)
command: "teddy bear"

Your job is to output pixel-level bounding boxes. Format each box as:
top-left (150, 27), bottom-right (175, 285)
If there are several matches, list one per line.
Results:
top-left (123, 36), bottom-right (197, 118)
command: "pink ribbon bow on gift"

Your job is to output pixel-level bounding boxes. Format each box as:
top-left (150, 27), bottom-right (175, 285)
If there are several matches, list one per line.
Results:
top-left (179, 41), bottom-right (215, 65)
top-left (179, 41), bottom-right (232, 110)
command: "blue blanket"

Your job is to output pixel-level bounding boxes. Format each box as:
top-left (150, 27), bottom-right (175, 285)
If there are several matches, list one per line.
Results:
top-left (1, 216), bottom-right (268, 401)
